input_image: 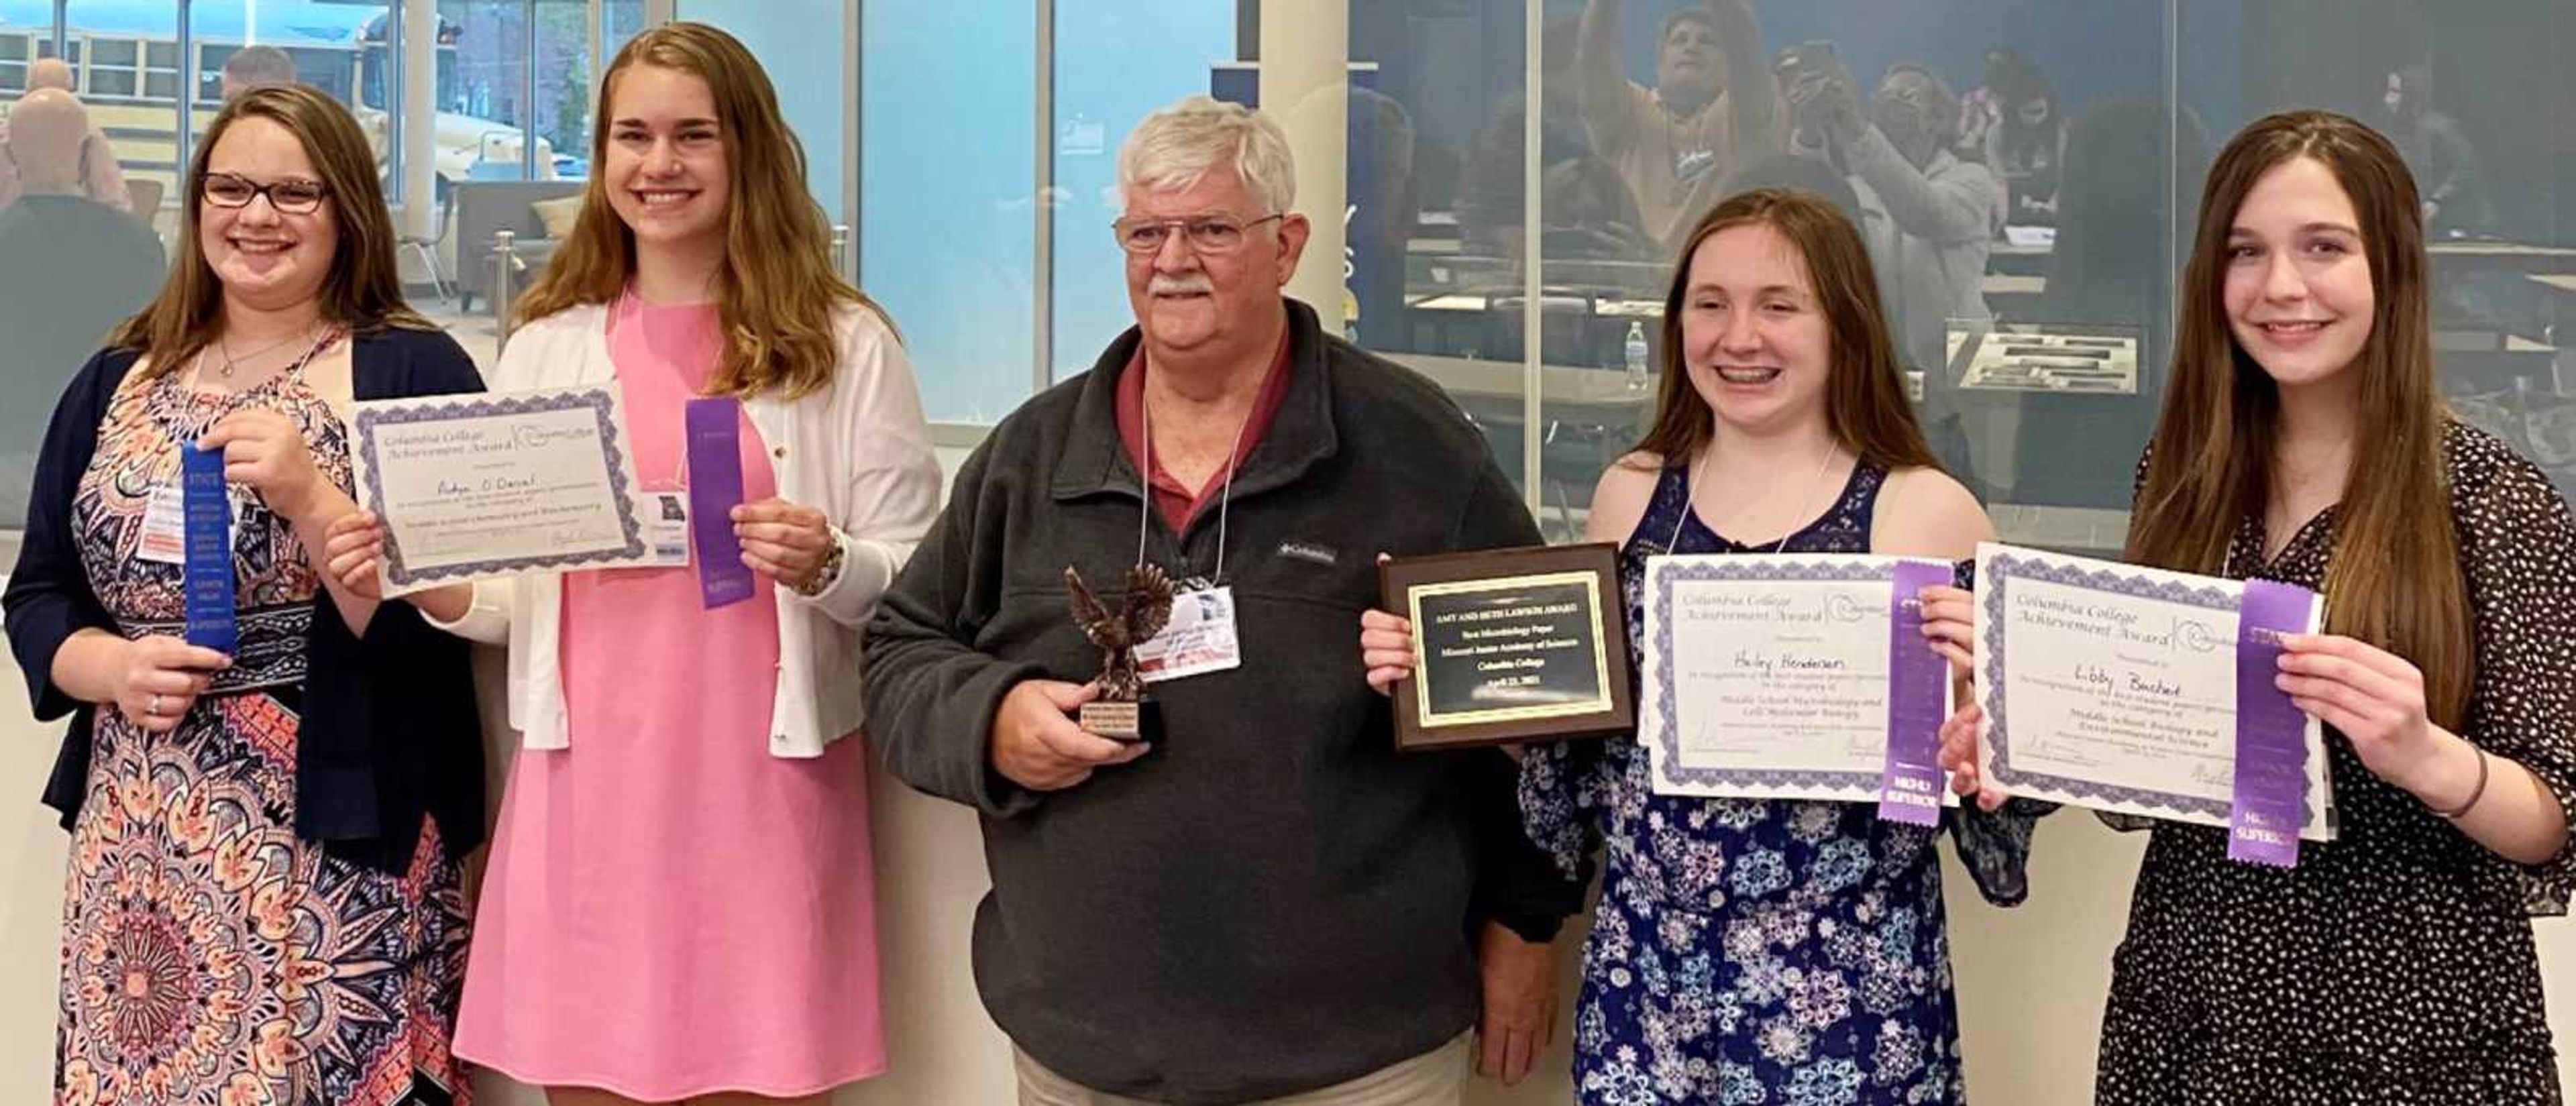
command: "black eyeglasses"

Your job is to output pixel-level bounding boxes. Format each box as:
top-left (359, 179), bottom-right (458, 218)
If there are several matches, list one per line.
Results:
top-left (1112, 213), bottom-right (1285, 256)
top-left (201, 172), bottom-right (330, 214)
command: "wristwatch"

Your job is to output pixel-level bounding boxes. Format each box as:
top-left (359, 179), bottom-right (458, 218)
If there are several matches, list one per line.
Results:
top-left (792, 533), bottom-right (846, 598)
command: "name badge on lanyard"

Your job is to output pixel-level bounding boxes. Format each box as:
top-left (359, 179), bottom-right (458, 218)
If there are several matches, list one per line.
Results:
top-left (1134, 585), bottom-right (1242, 683)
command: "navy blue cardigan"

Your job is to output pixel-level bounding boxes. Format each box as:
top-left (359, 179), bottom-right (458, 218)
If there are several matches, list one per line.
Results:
top-left (5, 326), bottom-right (488, 874)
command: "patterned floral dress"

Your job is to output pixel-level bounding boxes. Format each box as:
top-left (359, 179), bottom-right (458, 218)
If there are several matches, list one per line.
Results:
top-left (1522, 462), bottom-right (2042, 1106)
top-left (54, 344), bottom-right (472, 1106)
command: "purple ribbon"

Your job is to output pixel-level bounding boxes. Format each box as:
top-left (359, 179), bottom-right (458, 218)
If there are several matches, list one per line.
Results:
top-left (1879, 560), bottom-right (1952, 825)
top-left (2230, 579), bottom-right (2316, 867)
top-left (180, 442), bottom-right (237, 654)
top-left (685, 396), bottom-right (755, 609)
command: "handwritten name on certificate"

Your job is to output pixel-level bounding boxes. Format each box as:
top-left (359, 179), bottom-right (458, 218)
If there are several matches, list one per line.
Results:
top-left (347, 386), bottom-right (652, 595)
top-left (1973, 543), bottom-right (2333, 860)
top-left (1641, 555), bottom-right (1955, 818)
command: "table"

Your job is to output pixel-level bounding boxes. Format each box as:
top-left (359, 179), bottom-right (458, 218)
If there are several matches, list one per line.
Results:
top-left (1400, 353), bottom-right (1657, 410)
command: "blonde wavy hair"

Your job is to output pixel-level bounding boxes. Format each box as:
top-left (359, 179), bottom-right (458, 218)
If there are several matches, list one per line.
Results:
top-left (513, 22), bottom-right (888, 399)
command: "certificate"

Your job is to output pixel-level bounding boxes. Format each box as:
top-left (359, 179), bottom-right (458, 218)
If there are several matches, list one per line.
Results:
top-left (1972, 542), bottom-right (2334, 865)
top-left (1381, 543), bottom-right (1634, 751)
top-left (1640, 555), bottom-right (1957, 822)
top-left (347, 386), bottom-right (652, 596)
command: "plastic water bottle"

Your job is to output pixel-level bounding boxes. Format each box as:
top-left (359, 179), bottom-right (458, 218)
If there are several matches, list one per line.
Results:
top-left (1623, 321), bottom-right (1651, 392)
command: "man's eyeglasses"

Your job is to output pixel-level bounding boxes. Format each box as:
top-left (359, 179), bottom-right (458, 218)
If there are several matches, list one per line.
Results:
top-left (201, 172), bottom-right (329, 215)
top-left (1112, 213), bottom-right (1285, 256)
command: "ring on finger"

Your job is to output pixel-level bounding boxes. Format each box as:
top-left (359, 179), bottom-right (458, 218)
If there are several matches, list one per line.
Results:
top-left (147, 693), bottom-right (164, 716)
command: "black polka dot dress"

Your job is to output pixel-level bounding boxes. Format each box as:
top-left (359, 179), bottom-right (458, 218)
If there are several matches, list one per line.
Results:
top-left (2095, 423), bottom-right (2576, 1105)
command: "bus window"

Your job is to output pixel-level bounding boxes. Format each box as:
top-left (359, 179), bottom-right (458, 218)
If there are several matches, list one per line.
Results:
top-left (87, 38), bottom-right (142, 100)
top-left (0, 32), bottom-right (30, 94)
top-left (145, 41), bottom-right (180, 101)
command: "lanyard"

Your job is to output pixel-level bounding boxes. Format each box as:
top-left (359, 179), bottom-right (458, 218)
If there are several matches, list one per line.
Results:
top-left (1665, 441), bottom-right (1839, 555)
top-left (1134, 370), bottom-right (1255, 587)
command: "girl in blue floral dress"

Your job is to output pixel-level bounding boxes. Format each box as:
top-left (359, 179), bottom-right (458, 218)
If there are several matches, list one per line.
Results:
top-left (1365, 188), bottom-right (2043, 1104)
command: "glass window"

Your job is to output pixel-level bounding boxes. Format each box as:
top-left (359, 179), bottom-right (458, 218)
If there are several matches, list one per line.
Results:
top-left (58, 3), bottom-right (171, 196)
top-left (533, 0), bottom-right (595, 179)
top-left (1, 7), bottom-right (167, 539)
top-left (679, 0), bottom-right (849, 223)
top-left (860, 0), bottom-right (1036, 425)
top-left (1346, 1), bottom-right (1541, 502)
top-left (1048, 1), bottom-right (1236, 382)
top-left (89, 36), bottom-right (135, 68)
top-left (437, 0), bottom-right (541, 182)
top-left (0, 32), bottom-right (30, 96)
top-left (181, 3), bottom-right (406, 225)
top-left (1345, 0), bottom-right (2200, 549)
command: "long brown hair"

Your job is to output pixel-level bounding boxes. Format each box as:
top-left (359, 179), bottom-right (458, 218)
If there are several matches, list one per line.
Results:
top-left (514, 22), bottom-right (887, 400)
top-left (2126, 110), bottom-right (2470, 726)
top-left (111, 84), bottom-right (433, 374)
top-left (1630, 187), bottom-right (1939, 473)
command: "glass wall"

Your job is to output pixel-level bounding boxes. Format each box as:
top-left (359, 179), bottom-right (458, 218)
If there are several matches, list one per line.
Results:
top-left (680, 0), bottom-right (846, 222)
top-left (858, 0), bottom-right (1036, 425)
top-left (1049, 0), bottom-right (1236, 382)
top-left (835, 0), bottom-right (2573, 550)
top-left (438, 0), bottom-right (538, 181)
top-left (7, 0), bottom-right (2576, 547)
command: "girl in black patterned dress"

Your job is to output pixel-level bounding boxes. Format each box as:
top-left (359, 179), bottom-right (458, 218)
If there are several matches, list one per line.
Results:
top-left (1942, 109), bottom-right (2575, 1103)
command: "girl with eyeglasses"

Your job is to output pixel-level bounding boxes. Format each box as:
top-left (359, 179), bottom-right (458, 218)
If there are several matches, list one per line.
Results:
top-left (4, 85), bottom-right (486, 1103)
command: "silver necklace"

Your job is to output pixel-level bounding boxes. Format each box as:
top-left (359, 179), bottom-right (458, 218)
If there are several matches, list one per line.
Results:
top-left (216, 325), bottom-right (319, 378)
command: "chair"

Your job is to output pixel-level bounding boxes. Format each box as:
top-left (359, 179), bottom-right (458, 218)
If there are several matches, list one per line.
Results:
top-left (123, 178), bottom-right (162, 215)
top-left (399, 186), bottom-right (456, 305)
top-left (450, 180), bottom-right (584, 315)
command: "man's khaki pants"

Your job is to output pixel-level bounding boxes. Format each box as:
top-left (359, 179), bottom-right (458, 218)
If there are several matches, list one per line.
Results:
top-left (1013, 1032), bottom-right (1472, 1106)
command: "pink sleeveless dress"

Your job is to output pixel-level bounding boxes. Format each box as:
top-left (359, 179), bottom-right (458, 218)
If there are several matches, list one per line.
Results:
top-left (453, 296), bottom-right (886, 1099)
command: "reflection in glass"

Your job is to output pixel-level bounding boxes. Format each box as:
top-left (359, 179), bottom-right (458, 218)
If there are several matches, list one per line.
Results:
top-left (0, 76), bottom-right (166, 528)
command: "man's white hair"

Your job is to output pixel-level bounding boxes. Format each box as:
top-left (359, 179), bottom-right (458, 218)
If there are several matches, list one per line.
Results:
top-left (1117, 95), bottom-right (1296, 215)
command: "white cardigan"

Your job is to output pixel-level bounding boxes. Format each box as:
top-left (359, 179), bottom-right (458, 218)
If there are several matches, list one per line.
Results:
top-left (427, 302), bottom-right (941, 757)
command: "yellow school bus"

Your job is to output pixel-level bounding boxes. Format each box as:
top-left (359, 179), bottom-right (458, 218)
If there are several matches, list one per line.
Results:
top-left (0, 0), bottom-right (553, 205)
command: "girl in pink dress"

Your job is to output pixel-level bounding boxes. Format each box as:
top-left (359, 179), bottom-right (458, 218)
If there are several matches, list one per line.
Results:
top-left (326, 22), bottom-right (940, 1106)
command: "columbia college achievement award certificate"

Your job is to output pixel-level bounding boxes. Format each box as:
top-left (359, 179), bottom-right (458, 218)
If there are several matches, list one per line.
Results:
top-left (347, 385), bottom-right (654, 596)
top-left (1973, 543), bottom-right (2334, 866)
top-left (1640, 555), bottom-right (1957, 824)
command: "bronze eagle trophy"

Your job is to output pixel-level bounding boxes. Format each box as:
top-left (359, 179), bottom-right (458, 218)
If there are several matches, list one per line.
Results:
top-left (1064, 563), bottom-right (1176, 739)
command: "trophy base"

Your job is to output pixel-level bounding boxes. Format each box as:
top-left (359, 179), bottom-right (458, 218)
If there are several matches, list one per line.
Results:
top-left (1079, 697), bottom-right (1161, 742)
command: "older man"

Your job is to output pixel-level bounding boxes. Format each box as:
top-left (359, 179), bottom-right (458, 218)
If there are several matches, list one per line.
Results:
top-left (0, 58), bottom-right (130, 212)
top-left (866, 95), bottom-right (1576, 1105)
top-left (0, 89), bottom-right (164, 527)
top-left (219, 44), bottom-right (300, 99)
top-left (1575, 0), bottom-right (1780, 252)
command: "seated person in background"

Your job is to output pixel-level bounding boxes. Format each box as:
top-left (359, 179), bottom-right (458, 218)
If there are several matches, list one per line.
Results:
top-left (0, 89), bottom-right (166, 525)
top-left (2384, 65), bottom-right (2489, 238)
top-left (1953, 46), bottom-right (2031, 165)
top-left (2010, 96), bottom-right (2212, 510)
top-left (1576, 0), bottom-right (1781, 254)
top-left (1988, 70), bottom-right (2064, 226)
top-left (0, 58), bottom-right (131, 212)
top-left (1538, 155), bottom-right (1661, 262)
